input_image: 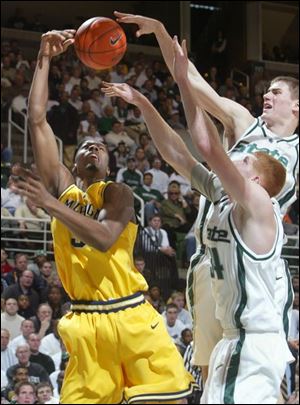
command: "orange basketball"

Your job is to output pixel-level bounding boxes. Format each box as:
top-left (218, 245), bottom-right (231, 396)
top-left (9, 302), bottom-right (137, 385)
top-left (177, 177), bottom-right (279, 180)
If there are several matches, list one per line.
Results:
top-left (74, 17), bottom-right (127, 70)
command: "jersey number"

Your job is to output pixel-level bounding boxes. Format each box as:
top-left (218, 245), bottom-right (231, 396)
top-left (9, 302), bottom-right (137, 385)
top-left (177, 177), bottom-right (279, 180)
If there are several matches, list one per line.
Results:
top-left (209, 247), bottom-right (224, 280)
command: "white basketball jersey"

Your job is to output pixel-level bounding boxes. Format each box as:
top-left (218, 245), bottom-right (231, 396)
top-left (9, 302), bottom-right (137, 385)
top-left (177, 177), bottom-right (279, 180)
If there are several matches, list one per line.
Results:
top-left (229, 117), bottom-right (299, 216)
top-left (193, 117), bottom-right (299, 246)
top-left (203, 196), bottom-right (285, 332)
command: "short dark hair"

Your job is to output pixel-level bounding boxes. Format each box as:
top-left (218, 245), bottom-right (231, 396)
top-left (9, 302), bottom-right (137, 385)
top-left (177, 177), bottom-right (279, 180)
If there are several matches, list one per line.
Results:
top-left (149, 214), bottom-right (161, 221)
top-left (36, 382), bottom-right (53, 393)
top-left (73, 137), bottom-right (107, 161)
top-left (134, 255), bottom-right (145, 262)
top-left (166, 303), bottom-right (178, 312)
top-left (14, 381), bottom-right (36, 396)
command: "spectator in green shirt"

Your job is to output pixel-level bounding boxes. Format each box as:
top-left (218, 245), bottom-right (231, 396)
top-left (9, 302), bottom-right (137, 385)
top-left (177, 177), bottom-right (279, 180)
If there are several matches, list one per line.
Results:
top-left (134, 172), bottom-right (164, 224)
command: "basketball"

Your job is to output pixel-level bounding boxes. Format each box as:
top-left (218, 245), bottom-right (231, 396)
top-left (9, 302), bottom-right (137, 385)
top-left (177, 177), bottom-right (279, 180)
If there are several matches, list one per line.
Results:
top-left (74, 17), bottom-right (127, 70)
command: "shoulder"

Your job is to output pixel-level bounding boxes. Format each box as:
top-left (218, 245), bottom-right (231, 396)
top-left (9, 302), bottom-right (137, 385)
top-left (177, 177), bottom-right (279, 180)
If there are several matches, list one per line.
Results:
top-left (177, 319), bottom-right (186, 328)
top-left (104, 182), bottom-right (134, 202)
top-left (160, 228), bottom-right (168, 236)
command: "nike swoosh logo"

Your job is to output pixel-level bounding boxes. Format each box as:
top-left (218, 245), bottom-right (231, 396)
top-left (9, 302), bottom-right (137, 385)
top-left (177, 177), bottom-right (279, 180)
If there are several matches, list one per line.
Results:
top-left (151, 322), bottom-right (159, 329)
top-left (110, 34), bottom-right (122, 46)
top-left (215, 364), bottom-right (224, 371)
top-left (276, 276), bottom-right (283, 280)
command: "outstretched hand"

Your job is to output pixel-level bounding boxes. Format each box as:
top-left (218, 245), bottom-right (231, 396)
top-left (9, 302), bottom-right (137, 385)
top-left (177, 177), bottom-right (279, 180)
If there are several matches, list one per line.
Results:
top-left (172, 36), bottom-right (189, 83)
top-left (39, 29), bottom-right (76, 67)
top-left (114, 11), bottom-right (160, 38)
top-left (101, 81), bottom-right (143, 106)
top-left (10, 166), bottom-right (54, 210)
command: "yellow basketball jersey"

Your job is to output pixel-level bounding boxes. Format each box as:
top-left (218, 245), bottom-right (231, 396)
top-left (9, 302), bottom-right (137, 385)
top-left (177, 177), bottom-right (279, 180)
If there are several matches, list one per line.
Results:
top-left (51, 182), bottom-right (148, 300)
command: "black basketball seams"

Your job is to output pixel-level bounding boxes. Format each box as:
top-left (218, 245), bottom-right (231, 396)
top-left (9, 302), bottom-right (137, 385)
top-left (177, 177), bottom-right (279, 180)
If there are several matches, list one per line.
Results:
top-left (88, 50), bottom-right (125, 67)
top-left (74, 43), bottom-right (126, 54)
top-left (88, 25), bottom-right (124, 50)
top-left (76, 17), bottom-right (99, 54)
top-left (74, 18), bottom-right (126, 68)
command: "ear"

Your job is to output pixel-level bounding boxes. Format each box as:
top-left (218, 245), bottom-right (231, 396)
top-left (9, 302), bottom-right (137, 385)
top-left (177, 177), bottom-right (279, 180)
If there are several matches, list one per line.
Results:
top-left (292, 99), bottom-right (299, 115)
top-left (106, 168), bottom-right (110, 177)
top-left (251, 175), bottom-right (260, 185)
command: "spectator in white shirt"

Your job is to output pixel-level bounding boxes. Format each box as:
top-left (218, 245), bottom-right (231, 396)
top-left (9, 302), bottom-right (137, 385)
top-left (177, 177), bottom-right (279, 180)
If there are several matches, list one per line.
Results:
top-left (162, 291), bottom-right (193, 330)
top-left (87, 89), bottom-right (103, 118)
top-left (11, 86), bottom-right (29, 114)
top-left (147, 156), bottom-right (169, 196)
top-left (9, 320), bottom-right (35, 353)
top-left (1, 176), bottom-right (23, 215)
top-left (1, 298), bottom-right (25, 340)
top-left (68, 86), bottom-right (83, 111)
top-left (126, 63), bottom-right (147, 89)
top-left (110, 64), bottom-right (128, 83)
top-left (69, 66), bottom-right (82, 88)
top-left (105, 121), bottom-right (136, 154)
top-left (84, 69), bottom-right (101, 90)
top-left (39, 320), bottom-right (61, 357)
top-left (164, 303), bottom-right (186, 342)
top-left (1, 328), bottom-right (18, 373)
top-left (141, 79), bottom-right (157, 103)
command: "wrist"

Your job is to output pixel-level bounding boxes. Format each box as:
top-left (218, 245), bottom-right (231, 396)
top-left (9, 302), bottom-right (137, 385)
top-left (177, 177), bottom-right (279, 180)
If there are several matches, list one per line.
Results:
top-left (43, 195), bottom-right (57, 215)
top-left (38, 51), bottom-right (52, 61)
top-left (155, 21), bottom-right (166, 36)
top-left (136, 93), bottom-right (149, 108)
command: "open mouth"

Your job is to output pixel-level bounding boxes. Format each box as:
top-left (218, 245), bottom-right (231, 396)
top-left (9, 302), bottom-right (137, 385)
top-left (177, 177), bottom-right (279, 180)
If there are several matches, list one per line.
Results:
top-left (263, 103), bottom-right (272, 110)
top-left (88, 153), bottom-right (99, 160)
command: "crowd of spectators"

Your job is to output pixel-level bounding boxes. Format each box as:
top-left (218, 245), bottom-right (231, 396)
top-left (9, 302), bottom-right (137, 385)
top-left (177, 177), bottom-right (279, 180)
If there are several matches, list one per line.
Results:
top-left (1, 33), bottom-right (299, 403)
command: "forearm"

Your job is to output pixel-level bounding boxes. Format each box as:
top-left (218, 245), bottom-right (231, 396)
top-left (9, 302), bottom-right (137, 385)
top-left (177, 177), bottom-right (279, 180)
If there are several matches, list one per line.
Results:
top-left (37, 322), bottom-right (50, 339)
top-left (177, 77), bottom-right (246, 201)
top-left (28, 55), bottom-right (51, 124)
top-left (155, 22), bottom-right (176, 78)
top-left (178, 77), bottom-right (221, 160)
top-left (44, 197), bottom-right (112, 251)
top-left (136, 95), bottom-right (196, 180)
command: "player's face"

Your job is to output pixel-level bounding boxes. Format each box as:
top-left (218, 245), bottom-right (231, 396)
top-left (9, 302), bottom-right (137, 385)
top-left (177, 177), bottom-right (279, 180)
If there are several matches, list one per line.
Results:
top-left (76, 140), bottom-right (109, 176)
top-left (262, 81), bottom-right (298, 124)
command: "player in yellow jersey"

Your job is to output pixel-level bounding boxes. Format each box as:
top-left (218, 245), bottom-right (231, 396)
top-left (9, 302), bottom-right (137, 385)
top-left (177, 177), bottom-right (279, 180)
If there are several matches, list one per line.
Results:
top-left (11, 30), bottom-right (197, 404)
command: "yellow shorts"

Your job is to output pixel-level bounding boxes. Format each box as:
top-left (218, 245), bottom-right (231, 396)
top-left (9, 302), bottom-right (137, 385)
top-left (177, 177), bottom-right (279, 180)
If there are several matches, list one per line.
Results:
top-left (58, 292), bottom-right (196, 404)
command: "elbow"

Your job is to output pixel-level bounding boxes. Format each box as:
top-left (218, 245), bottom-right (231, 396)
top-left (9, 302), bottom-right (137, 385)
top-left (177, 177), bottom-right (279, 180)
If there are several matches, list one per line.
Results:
top-left (95, 241), bottom-right (110, 252)
top-left (28, 106), bottom-right (46, 126)
top-left (195, 138), bottom-right (213, 160)
top-left (95, 238), bottom-right (114, 252)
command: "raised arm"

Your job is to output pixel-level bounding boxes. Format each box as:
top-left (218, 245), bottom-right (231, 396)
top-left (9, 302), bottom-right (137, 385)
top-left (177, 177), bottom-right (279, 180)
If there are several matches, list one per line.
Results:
top-left (114, 11), bottom-right (254, 142)
top-left (28, 30), bottom-right (75, 197)
top-left (173, 37), bottom-right (272, 218)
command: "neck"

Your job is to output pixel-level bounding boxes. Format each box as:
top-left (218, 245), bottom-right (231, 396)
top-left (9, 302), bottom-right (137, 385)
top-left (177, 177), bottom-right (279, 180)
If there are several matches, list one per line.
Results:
top-left (5, 312), bottom-right (17, 318)
top-left (82, 176), bottom-right (105, 190)
top-left (20, 361), bottom-right (30, 367)
top-left (264, 119), bottom-right (297, 137)
top-left (20, 285), bottom-right (29, 293)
